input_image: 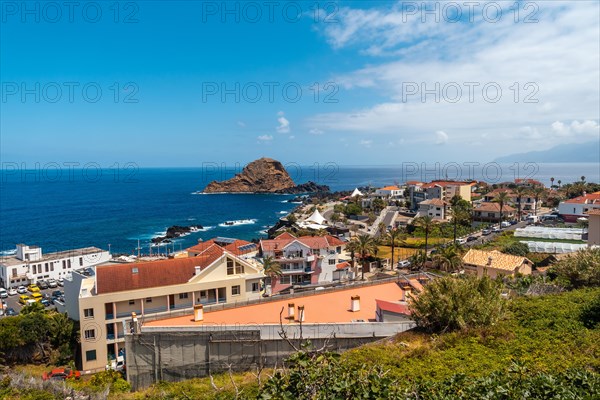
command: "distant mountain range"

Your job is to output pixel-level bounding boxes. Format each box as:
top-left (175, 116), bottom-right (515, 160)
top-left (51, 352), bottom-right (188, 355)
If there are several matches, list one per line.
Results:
top-left (494, 141), bottom-right (600, 163)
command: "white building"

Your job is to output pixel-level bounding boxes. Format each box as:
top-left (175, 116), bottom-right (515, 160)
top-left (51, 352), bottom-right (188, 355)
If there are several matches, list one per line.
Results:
top-left (0, 244), bottom-right (110, 289)
top-left (375, 186), bottom-right (404, 198)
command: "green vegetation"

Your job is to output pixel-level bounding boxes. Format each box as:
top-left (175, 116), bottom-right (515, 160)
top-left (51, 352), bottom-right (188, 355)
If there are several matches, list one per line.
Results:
top-left (549, 248), bottom-right (600, 289)
top-left (409, 275), bottom-right (506, 333)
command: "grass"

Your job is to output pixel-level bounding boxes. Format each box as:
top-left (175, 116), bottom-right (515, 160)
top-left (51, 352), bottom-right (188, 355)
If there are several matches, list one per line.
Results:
top-left (378, 246), bottom-right (420, 263)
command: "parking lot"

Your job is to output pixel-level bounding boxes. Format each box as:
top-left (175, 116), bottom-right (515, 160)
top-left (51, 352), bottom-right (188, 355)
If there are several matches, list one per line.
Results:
top-left (1, 284), bottom-right (64, 316)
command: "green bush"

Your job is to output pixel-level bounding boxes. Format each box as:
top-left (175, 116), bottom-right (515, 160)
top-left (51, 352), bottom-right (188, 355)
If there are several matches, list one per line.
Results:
top-left (408, 275), bottom-right (506, 333)
top-left (549, 248), bottom-right (600, 288)
top-left (502, 242), bottom-right (530, 257)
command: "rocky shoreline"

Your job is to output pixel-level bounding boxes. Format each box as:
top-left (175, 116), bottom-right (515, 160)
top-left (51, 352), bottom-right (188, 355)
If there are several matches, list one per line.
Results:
top-left (152, 225), bottom-right (203, 244)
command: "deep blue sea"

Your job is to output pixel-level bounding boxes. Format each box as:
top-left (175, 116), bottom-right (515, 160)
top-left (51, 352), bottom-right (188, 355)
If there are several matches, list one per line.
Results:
top-left (1, 163), bottom-right (598, 255)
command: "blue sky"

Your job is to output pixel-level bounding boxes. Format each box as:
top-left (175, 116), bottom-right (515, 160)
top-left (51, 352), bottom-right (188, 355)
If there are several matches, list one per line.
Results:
top-left (1, 1), bottom-right (599, 167)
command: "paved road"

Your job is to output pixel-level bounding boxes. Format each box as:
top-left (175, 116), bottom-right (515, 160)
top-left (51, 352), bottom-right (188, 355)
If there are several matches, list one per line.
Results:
top-left (1, 286), bottom-right (62, 316)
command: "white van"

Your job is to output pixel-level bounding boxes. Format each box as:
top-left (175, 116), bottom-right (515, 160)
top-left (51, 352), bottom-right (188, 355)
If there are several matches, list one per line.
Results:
top-left (526, 215), bottom-right (539, 224)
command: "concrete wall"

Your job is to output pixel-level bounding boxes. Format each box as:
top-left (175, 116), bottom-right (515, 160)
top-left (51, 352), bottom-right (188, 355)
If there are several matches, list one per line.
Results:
top-left (126, 321), bottom-right (415, 390)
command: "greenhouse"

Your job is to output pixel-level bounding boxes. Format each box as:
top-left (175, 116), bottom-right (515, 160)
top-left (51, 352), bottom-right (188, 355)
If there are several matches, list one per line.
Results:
top-left (514, 226), bottom-right (586, 241)
top-left (522, 241), bottom-right (591, 254)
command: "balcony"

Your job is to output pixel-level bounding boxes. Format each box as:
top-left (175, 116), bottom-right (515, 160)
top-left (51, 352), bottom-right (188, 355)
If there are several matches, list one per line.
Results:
top-left (105, 313), bottom-right (114, 320)
top-left (143, 305), bottom-right (168, 315)
top-left (116, 310), bottom-right (141, 319)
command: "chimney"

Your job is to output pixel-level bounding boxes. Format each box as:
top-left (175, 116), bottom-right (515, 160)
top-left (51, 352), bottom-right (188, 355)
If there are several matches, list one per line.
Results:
top-left (194, 304), bottom-right (204, 322)
top-left (487, 256), bottom-right (493, 266)
top-left (195, 266), bottom-right (201, 275)
top-left (351, 295), bottom-right (360, 312)
top-left (298, 305), bottom-right (305, 322)
top-left (287, 303), bottom-right (295, 319)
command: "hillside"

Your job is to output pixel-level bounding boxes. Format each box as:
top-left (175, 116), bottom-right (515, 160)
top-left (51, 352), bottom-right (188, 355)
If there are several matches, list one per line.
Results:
top-left (494, 141), bottom-right (600, 163)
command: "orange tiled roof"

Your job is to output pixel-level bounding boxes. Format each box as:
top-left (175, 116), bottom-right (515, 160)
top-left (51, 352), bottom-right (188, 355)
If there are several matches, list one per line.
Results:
top-left (419, 199), bottom-right (447, 207)
top-left (376, 299), bottom-right (411, 315)
top-left (463, 249), bottom-right (530, 272)
top-left (336, 261), bottom-right (350, 270)
top-left (96, 247), bottom-right (224, 294)
top-left (474, 202), bottom-right (515, 213)
top-left (144, 281), bottom-right (406, 326)
top-left (260, 234), bottom-right (345, 252)
top-left (379, 186), bottom-right (401, 191)
top-left (586, 209), bottom-right (600, 216)
top-left (422, 181), bottom-right (472, 189)
top-left (564, 192), bottom-right (600, 204)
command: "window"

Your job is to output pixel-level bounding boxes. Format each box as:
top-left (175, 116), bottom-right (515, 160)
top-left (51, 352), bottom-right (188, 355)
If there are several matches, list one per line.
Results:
top-left (179, 293), bottom-right (188, 299)
top-left (67, 260), bottom-right (71, 268)
top-left (50, 265), bottom-right (54, 272)
top-left (235, 262), bottom-right (244, 274)
top-left (128, 300), bottom-right (135, 305)
top-left (328, 259), bottom-right (335, 265)
top-left (232, 285), bottom-right (240, 296)
top-left (227, 259), bottom-right (234, 275)
top-left (45, 264), bottom-right (49, 272)
top-left (62, 260), bottom-right (66, 270)
top-left (83, 308), bottom-right (94, 318)
top-left (84, 329), bottom-right (96, 340)
top-left (251, 282), bottom-right (260, 292)
top-left (79, 257), bottom-right (83, 266)
top-left (146, 297), bottom-right (152, 303)
top-left (85, 350), bottom-right (97, 361)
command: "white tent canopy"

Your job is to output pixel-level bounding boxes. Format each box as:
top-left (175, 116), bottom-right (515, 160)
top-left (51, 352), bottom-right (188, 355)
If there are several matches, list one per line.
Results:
top-left (350, 188), bottom-right (363, 197)
top-left (305, 209), bottom-right (326, 225)
top-left (514, 226), bottom-right (585, 241)
top-left (522, 241), bottom-right (591, 254)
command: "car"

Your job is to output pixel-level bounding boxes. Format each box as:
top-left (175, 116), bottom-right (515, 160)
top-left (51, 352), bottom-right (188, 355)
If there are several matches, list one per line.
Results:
top-left (482, 228), bottom-right (492, 235)
top-left (47, 279), bottom-right (58, 288)
top-left (500, 221), bottom-right (511, 228)
top-left (16, 286), bottom-right (27, 294)
top-left (0, 289), bottom-right (7, 299)
top-left (7, 288), bottom-right (17, 296)
top-left (37, 280), bottom-right (49, 290)
top-left (467, 236), bottom-right (478, 242)
top-left (5, 307), bottom-right (17, 316)
top-left (27, 284), bottom-right (40, 293)
top-left (41, 299), bottom-right (52, 307)
top-left (42, 368), bottom-right (81, 381)
top-left (57, 278), bottom-right (64, 287)
top-left (492, 226), bottom-right (502, 233)
top-left (51, 290), bottom-right (63, 298)
top-left (397, 260), bottom-right (412, 269)
top-left (31, 292), bottom-right (43, 302)
top-left (18, 295), bottom-right (30, 305)
top-left (455, 238), bottom-right (467, 245)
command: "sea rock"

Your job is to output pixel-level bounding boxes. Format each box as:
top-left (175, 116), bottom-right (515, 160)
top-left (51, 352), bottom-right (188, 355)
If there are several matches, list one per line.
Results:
top-left (203, 158), bottom-right (295, 193)
top-left (276, 181), bottom-right (330, 194)
top-left (152, 225), bottom-right (203, 244)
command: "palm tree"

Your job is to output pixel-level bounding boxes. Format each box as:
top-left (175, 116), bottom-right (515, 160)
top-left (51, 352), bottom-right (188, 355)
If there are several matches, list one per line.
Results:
top-left (493, 191), bottom-right (511, 223)
top-left (550, 177), bottom-right (555, 187)
top-left (49, 312), bottom-right (75, 347)
top-left (345, 240), bottom-right (358, 270)
top-left (353, 234), bottom-right (378, 280)
top-left (432, 245), bottom-right (463, 273)
top-left (385, 228), bottom-right (406, 269)
top-left (514, 186), bottom-right (528, 222)
top-left (531, 186), bottom-right (546, 216)
top-left (581, 176), bottom-right (586, 183)
top-left (414, 216), bottom-right (435, 254)
top-left (409, 250), bottom-right (428, 271)
top-left (557, 179), bottom-right (562, 188)
top-left (449, 196), bottom-right (471, 243)
top-left (261, 255), bottom-right (282, 288)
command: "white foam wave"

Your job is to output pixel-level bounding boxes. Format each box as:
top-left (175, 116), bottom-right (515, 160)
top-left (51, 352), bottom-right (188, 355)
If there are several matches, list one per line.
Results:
top-left (218, 219), bottom-right (257, 227)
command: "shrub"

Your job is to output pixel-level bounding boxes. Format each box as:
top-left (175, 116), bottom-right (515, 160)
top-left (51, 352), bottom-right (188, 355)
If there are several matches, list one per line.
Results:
top-left (581, 293), bottom-right (600, 329)
top-left (502, 242), bottom-right (530, 257)
top-left (549, 248), bottom-right (600, 288)
top-left (409, 275), bottom-right (506, 333)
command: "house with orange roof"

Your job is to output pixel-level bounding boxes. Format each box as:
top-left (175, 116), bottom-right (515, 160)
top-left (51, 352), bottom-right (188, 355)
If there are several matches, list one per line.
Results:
top-left (61, 239), bottom-right (265, 373)
top-left (260, 233), bottom-right (348, 293)
top-left (408, 180), bottom-right (472, 211)
top-left (483, 188), bottom-right (539, 213)
top-left (472, 202), bottom-right (516, 222)
top-left (375, 185), bottom-right (404, 198)
top-left (463, 249), bottom-right (532, 278)
top-left (125, 278), bottom-right (419, 389)
top-left (558, 191), bottom-right (600, 222)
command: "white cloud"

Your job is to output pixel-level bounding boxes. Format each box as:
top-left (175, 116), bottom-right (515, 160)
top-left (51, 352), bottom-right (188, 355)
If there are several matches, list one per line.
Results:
top-left (309, 128), bottom-right (324, 135)
top-left (257, 135), bottom-right (273, 142)
top-left (552, 120), bottom-right (600, 137)
top-left (237, 121), bottom-right (246, 128)
top-left (306, 2), bottom-right (600, 157)
top-left (434, 131), bottom-right (449, 145)
top-left (359, 139), bottom-right (373, 148)
top-left (276, 112), bottom-right (290, 134)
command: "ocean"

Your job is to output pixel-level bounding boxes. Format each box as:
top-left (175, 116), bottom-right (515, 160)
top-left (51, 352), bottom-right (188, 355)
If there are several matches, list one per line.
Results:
top-left (1, 163), bottom-right (598, 255)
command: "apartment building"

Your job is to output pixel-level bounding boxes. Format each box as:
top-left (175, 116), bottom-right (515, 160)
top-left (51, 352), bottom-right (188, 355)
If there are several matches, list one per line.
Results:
top-left (259, 232), bottom-right (347, 293)
top-left (483, 188), bottom-right (539, 213)
top-left (0, 244), bottom-right (110, 289)
top-left (407, 180), bottom-right (472, 211)
top-left (416, 199), bottom-right (449, 221)
top-left (558, 191), bottom-right (600, 222)
top-left (62, 241), bottom-right (264, 372)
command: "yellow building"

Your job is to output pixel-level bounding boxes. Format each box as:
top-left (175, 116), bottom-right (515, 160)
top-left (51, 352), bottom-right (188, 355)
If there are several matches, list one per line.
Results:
top-left (587, 209), bottom-right (600, 247)
top-left (462, 249), bottom-right (532, 279)
top-left (63, 241), bottom-right (264, 372)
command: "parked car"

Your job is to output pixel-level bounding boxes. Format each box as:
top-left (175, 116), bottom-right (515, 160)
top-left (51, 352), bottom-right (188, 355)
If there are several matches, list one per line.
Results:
top-left (500, 221), bottom-right (511, 228)
top-left (27, 284), bottom-right (40, 293)
top-left (492, 226), bottom-right (502, 233)
top-left (42, 368), bottom-right (81, 381)
top-left (482, 228), bottom-right (492, 235)
top-left (57, 278), bottom-right (64, 287)
top-left (18, 295), bottom-right (30, 305)
top-left (467, 235), bottom-right (478, 242)
top-left (16, 286), bottom-right (27, 294)
top-left (47, 279), bottom-right (58, 288)
top-left (7, 287), bottom-right (17, 296)
top-left (5, 307), bottom-right (17, 316)
top-left (37, 280), bottom-right (49, 290)
top-left (0, 289), bottom-right (7, 299)
top-left (455, 238), bottom-right (467, 245)
top-left (51, 290), bottom-right (63, 298)
top-left (397, 259), bottom-right (412, 269)
top-left (31, 292), bottom-right (43, 302)
top-left (41, 299), bottom-right (52, 307)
